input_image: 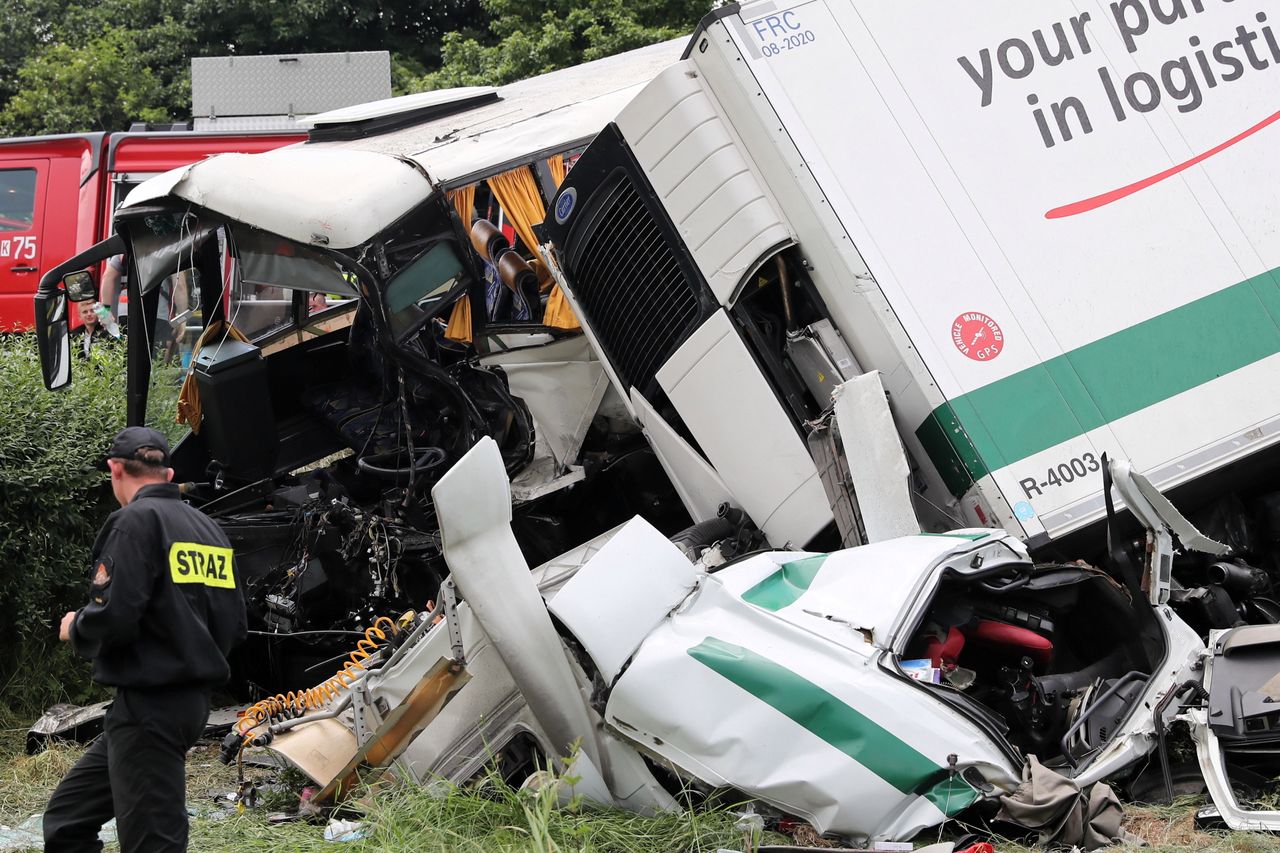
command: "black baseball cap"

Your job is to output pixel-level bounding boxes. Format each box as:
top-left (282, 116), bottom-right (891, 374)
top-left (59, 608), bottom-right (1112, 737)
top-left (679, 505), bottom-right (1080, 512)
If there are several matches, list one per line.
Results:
top-left (104, 426), bottom-right (172, 467)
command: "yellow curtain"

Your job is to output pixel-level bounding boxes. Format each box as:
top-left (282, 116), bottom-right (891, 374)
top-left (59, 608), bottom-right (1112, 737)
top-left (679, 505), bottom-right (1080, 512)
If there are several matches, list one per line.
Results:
top-left (447, 185), bottom-right (476, 225)
top-left (444, 185), bottom-right (478, 344)
top-left (445, 297), bottom-right (472, 344)
top-left (546, 155), bottom-right (567, 188)
top-left (485, 167), bottom-right (545, 256)
top-left (487, 166), bottom-right (580, 331)
top-left (543, 286), bottom-right (581, 331)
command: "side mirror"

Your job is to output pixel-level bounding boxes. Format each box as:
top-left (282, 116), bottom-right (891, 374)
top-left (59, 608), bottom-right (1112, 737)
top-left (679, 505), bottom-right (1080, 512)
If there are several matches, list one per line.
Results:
top-left (35, 290), bottom-right (72, 390)
top-left (63, 270), bottom-right (97, 303)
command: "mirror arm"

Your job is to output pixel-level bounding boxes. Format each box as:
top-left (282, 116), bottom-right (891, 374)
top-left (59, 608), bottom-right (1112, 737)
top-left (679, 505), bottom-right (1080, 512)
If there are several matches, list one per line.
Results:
top-left (34, 234), bottom-right (127, 303)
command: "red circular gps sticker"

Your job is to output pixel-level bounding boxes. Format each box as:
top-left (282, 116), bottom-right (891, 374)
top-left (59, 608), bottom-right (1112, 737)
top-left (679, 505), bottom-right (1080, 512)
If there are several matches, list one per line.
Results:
top-left (952, 312), bottom-right (1004, 361)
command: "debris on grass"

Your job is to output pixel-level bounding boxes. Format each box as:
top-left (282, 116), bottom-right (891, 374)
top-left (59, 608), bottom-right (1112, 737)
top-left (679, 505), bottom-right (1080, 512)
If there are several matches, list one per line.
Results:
top-left (8, 733), bottom-right (1280, 852)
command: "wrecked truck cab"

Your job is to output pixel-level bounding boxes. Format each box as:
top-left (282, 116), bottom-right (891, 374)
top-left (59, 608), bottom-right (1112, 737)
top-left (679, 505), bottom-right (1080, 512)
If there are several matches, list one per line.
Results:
top-left (564, 522), bottom-right (1208, 840)
top-left (104, 195), bottom-right (544, 690)
top-left (1192, 624), bottom-right (1280, 831)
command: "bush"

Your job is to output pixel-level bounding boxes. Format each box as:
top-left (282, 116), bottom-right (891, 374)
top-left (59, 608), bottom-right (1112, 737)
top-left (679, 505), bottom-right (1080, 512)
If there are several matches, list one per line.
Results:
top-left (0, 334), bottom-right (126, 716)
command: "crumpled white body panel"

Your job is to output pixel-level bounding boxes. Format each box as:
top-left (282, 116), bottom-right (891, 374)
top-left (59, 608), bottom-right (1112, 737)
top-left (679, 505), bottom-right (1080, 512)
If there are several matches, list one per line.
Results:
top-left (601, 531), bottom-right (1027, 841)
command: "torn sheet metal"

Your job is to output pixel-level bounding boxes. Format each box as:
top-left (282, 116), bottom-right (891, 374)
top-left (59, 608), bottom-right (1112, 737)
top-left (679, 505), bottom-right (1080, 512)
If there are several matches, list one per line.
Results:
top-left (1110, 461), bottom-right (1230, 556)
top-left (26, 701), bottom-right (112, 753)
top-left (253, 448), bottom-right (1280, 844)
top-left (1186, 625), bottom-right (1280, 831)
top-left (266, 717), bottom-right (359, 788)
top-left (548, 516), bottom-right (698, 684)
top-left (481, 335), bottom-right (610, 468)
top-left (1109, 459), bottom-right (1230, 606)
top-left (315, 657), bottom-right (469, 802)
top-left (708, 532), bottom-right (1024, 652)
top-left (121, 149), bottom-right (432, 250)
top-left (433, 438), bottom-right (611, 801)
top-left (831, 373), bottom-right (919, 543)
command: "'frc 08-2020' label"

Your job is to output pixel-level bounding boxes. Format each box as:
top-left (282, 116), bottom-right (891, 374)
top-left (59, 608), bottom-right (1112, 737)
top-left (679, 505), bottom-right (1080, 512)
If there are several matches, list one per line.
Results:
top-left (748, 9), bottom-right (817, 57)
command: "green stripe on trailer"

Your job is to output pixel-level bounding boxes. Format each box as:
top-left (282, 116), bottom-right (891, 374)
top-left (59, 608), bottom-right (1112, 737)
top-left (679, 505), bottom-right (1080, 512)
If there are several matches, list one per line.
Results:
top-left (688, 637), bottom-right (975, 813)
top-left (917, 267), bottom-right (1280, 497)
top-left (741, 555), bottom-right (828, 611)
top-left (918, 532), bottom-right (990, 541)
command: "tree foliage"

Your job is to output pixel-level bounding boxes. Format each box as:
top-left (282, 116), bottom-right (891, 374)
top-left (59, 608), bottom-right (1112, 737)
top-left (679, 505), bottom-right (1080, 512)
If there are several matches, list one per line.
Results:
top-left (0, 0), bottom-right (713, 136)
top-left (421, 0), bottom-right (711, 89)
top-left (0, 28), bottom-right (169, 136)
top-left (0, 0), bottom-right (485, 136)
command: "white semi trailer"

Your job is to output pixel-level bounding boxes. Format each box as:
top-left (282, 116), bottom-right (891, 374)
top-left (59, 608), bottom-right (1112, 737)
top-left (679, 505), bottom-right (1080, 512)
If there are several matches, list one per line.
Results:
top-left (542, 0), bottom-right (1280, 567)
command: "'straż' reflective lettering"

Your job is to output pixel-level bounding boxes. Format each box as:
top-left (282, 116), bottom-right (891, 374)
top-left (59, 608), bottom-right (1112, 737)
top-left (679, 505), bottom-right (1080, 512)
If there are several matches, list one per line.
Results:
top-left (168, 542), bottom-right (235, 589)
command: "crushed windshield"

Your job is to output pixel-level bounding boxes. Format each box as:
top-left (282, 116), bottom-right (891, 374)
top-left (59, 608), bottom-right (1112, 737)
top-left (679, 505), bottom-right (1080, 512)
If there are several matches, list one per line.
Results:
top-left (132, 219), bottom-right (360, 444)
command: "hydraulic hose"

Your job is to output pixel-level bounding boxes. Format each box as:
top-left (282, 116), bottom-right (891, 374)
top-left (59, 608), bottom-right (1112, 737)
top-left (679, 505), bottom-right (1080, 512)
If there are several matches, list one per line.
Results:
top-left (234, 616), bottom-right (400, 738)
top-left (225, 615), bottom-right (409, 806)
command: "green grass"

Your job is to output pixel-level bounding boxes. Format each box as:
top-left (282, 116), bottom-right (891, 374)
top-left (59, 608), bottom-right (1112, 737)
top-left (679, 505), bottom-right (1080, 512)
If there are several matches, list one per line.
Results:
top-left (7, 723), bottom-right (1280, 853)
top-left (1, 730), bottom-right (776, 853)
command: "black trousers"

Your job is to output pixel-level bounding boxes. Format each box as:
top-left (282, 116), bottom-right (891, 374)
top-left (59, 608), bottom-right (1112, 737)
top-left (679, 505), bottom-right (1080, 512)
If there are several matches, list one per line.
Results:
top-left (44, 686), bottom-right (210, 853)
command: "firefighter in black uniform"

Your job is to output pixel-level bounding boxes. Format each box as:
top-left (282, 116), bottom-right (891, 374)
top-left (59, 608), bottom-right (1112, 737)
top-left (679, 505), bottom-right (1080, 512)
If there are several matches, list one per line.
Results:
top-left (44, 426), bottom-right (247, 853)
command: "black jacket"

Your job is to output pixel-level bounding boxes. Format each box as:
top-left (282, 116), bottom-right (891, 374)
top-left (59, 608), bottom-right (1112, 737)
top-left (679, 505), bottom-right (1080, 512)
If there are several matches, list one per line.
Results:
top-left (70, 482), bottom-right (247, 688)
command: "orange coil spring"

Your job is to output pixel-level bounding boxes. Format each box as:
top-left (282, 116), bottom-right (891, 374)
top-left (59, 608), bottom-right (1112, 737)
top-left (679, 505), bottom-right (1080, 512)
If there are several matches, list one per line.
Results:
top-left (236, 616), bottom-right (399, 736)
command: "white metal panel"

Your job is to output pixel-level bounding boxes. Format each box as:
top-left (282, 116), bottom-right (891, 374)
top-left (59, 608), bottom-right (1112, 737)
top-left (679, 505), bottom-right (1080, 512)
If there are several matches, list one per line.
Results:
top-left (617, 63), bottom-right (790, 305)
top-left (548, 517), bottom-right (698, 684)
top-left (433, 438), bottom-right (610, 801)
top-left (302, 87), bottom-right (496, 127)
top-left (481, 335), bottom-right (610, 467)
top-left (193, 116), bottom-right (306, 132)
top-left (833, 373), bottom-right (919, 542)
top-left (120, 148), bottom-right (430, 249)
top-left (340, 39), bottom-right (685, 184)
top-left (713, 534), bottom-right (991, 650)
top-left (717, 0), bottom-right (1280, 543)
top-left (656, 311), bottom-right (830, 545)
top-left (630, 389), bottom-right (735, 523)
top-left (134, 40), bottom-right (684, 250)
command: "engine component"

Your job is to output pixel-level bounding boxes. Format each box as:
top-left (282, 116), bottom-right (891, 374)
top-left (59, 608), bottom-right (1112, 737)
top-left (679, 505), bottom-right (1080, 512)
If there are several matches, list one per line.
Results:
top-left (233, 616), bottom-right (403, 747)
top-left (1208, 561), bottom-right (1269, 597)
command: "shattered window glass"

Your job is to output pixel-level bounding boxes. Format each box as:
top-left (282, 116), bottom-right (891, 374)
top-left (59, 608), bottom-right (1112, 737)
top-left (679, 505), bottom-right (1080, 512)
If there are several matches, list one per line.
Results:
top-left (131, 214), bottom-right (219, 295)
top-left (385, 240), bottom-right (466, 340)
top-left (229, 226), bottom-right (357, 342)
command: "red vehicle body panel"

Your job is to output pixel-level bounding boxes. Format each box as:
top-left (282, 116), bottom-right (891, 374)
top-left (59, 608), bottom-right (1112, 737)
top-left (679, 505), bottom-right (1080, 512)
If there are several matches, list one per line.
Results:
top-left (0, 130), bottom-right (304, 330)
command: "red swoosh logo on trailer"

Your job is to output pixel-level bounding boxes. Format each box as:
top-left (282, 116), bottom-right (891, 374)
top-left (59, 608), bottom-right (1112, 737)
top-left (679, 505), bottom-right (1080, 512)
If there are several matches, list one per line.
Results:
top-left (1045, 108), bottom-right (1280, 219)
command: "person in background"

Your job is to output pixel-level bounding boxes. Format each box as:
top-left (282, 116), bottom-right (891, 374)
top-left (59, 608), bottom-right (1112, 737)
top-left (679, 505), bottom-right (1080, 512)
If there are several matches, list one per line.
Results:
top-left (74, 300), bottom-right (113, 358)
top-left (100, 254), bottom-right (125, 325)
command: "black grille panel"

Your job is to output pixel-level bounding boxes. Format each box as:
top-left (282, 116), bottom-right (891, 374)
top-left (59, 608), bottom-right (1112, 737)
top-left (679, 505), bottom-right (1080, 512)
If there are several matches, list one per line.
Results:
top-left (564, 169), bottom-right (707, 397)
